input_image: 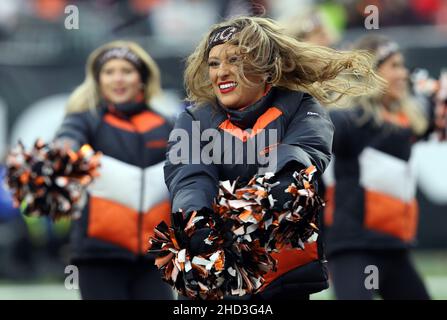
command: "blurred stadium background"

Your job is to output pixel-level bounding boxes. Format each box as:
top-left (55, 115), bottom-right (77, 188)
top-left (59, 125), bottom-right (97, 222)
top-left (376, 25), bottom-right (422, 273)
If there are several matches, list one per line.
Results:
top-left (0, 0), bottom-right (446, 300)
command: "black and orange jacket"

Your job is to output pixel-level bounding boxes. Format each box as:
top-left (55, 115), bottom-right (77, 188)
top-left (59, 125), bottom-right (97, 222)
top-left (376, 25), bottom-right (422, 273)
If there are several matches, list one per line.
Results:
top-left (164, 87), bottom-right (334, 295)
top-left (323, 106), bottom-right (427, 257)
top-left (55, 101), bottom-right (173, 262)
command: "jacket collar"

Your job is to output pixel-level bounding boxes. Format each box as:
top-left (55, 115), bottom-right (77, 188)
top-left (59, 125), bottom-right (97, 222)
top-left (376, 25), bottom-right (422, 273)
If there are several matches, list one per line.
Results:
top-left (219, 87), bottom-right (277, 129)
top-left (102, 100), bottom-right (148, 118)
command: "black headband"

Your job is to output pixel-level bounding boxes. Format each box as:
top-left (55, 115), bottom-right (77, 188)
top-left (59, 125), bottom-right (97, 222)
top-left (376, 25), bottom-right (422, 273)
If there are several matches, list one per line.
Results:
top-left (206, 26), bottom-right (240, 56)
top-left (376, 41), bottom-right (400, 67)
top-left (94, 47), bottom-right (149, 82)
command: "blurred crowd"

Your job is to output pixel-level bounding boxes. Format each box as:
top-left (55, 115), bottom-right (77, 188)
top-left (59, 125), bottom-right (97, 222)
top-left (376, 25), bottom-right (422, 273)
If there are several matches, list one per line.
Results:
top-left (0, 0), bottom-right (446, 288)
top-left (1, 0), bottom-right (447, 41)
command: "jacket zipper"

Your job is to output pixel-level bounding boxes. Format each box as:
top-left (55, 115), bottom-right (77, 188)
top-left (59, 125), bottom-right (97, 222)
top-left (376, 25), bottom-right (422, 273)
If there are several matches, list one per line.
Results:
top-left (137, 127), bottom-right (146, 256)
top-left (130, 116), bottom-right (145, 257)
top-left (138, 168), bottom-right (145, 255)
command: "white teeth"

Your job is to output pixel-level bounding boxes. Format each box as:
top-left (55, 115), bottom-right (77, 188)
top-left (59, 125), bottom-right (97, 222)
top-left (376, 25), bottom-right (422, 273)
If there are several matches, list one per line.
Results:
top-left (219, 82), bottom-right (237, 89)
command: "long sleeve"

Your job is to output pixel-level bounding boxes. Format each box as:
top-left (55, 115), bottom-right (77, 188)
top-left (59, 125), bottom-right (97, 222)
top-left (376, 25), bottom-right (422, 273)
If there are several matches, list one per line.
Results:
top-left (54, 112), bottom-right (96, 150)
top-left (164, 110), bottom-right (219, 213)
top-left (275, 93), bottom-right (334, 176)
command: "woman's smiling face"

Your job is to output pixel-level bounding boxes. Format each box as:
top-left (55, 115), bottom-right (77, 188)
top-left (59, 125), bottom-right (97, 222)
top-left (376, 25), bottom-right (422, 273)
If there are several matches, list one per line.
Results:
top-left (377, 52), bottom-right (409, 102)
top-left (208, 43), bottom-right (266, 109)
top-left (99, 58), bottom-right (142, 104)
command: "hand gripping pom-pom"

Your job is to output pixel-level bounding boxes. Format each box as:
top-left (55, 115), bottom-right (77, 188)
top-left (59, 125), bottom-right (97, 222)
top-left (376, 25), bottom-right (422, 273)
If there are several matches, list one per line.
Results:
top-left (5, 139), bottom-right (101, 220)
top-left (266, 165), bottom-right (324, 252)
top-left (148, 165), bottom-right (324, 300)
top-left (148, 208), bottom-right (276, 300)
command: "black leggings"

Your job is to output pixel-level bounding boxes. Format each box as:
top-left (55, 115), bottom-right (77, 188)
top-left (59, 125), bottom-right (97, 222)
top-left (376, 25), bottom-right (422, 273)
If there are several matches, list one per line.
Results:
top-left (77, 258), bottom-right (174, 300)
top-left (328, 249), bottom-right (430, 300)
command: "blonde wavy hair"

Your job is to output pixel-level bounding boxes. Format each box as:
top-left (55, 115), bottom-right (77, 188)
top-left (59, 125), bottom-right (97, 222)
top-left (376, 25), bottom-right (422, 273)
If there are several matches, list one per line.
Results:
top-left (66, 40), bottom-right (161, 114)
top-left (184, 16), bottom-right (384, 108)
top-left (351, 34), bottom-right (428, 135)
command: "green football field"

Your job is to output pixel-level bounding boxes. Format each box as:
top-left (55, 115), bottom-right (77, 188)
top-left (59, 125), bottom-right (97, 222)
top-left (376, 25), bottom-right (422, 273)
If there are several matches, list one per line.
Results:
top-left (0, 250), bottom-right (446, 300)
top-left (312, 250), bottom-right (447, 300)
